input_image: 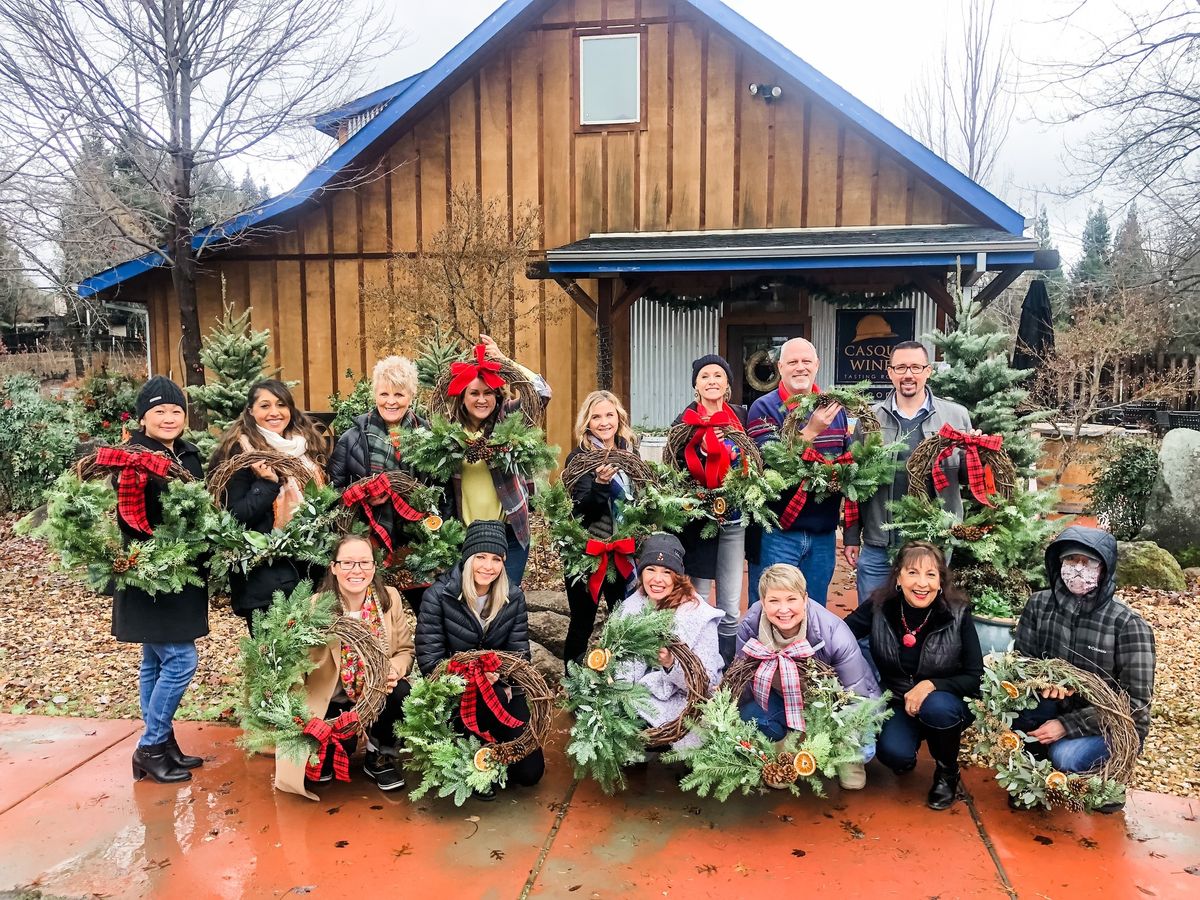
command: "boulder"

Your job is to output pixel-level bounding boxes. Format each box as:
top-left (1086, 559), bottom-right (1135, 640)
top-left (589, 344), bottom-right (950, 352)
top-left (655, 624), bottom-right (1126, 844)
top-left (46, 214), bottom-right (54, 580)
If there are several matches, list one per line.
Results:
top-left (1138, 428), bottom-right (1200, 553)
top-left (527, 640), bottom-right (562, 685)
top-left (524, 590), bottom-right (569, 616)
top-left (1184, 567), bottom-right (1200, 585)
top-left (527, 609), bottom-right (570, 657)
top-left (1116, 541), bottom-right (1187, 591)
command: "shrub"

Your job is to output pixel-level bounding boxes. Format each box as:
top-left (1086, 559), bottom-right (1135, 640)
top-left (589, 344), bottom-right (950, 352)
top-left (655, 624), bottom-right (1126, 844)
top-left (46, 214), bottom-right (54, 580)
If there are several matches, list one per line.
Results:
top-left (76, 370), bottom-right (139, 443)
top-left (1084, 436), bottom-right (1160, 540)
top-left (328, 369), bottom-right (373, 436)
top-left (0, 375), bottom-right (81, 511)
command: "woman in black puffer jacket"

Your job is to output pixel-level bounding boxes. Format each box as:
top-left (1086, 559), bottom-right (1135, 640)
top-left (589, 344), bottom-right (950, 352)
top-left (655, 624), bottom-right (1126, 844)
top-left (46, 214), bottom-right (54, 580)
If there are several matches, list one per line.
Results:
top-left (415, 520), bottom-right (543, 796)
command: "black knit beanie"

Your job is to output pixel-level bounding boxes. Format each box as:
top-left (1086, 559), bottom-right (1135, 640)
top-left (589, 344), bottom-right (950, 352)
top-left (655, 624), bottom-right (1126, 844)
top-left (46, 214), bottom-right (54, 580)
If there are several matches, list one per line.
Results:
top-left (637, 532), bottom-right (686, 577)
top-left (461, 520), bottom-right (509, 562)
top-left (691, 354), bottom-right (733, 386)
top-left (136, 375), bottom-right (187, 420)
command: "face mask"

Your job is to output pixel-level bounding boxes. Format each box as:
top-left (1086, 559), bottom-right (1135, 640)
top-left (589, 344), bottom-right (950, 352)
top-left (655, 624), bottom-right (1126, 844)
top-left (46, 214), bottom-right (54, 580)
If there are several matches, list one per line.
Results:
top-left (1060, 558), bottom-right (1102, 596)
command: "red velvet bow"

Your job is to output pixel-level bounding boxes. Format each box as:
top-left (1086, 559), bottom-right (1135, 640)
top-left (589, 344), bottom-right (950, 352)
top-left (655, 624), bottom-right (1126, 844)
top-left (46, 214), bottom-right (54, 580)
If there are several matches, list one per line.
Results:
top-left (302, 710), bottom-right (359, 783)
top-left (97, 446), bottom-right (172, 535)
top-left (447, 344), bottom-right (506, 397)
top-left (779, 447), bottom-right (855, 529)
top-left (584, 537), bottom-right (636, 604)
top-left (681, 405), bottom-right (743, 488)
top-left (447, 652), bottom-right (524, 742)
top-left (931, 424), bottom-right (1004, 507)
top-left (341, 473), bottom-right (423, 562)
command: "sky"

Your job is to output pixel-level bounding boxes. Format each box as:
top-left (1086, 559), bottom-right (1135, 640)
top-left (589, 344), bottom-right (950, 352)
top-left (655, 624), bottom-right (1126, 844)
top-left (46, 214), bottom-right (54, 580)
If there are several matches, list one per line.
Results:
top-left (265, 0), bottom-right (1148, 265)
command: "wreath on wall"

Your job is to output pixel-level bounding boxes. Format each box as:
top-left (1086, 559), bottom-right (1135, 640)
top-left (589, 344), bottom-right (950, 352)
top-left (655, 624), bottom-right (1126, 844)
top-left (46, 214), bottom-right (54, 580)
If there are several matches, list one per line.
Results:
top-left (396, 650), bottom-right (555, 806)
top-left (969, 653), bottom-right (1137, 812)
top-left (662, 425), bottom-right (782, 534)
top-left (642, 277), bottom-right (919, 313)
top-left (21, 447), bottom-right (215, 596)
top-left (238, 581), bottom-right (389, 782)
top-left (665, 658), bottom-right (891, 800)
top-left (561, 607), bottom-right (713, 793)
top-left (744, 349), bottom-right (780, 393)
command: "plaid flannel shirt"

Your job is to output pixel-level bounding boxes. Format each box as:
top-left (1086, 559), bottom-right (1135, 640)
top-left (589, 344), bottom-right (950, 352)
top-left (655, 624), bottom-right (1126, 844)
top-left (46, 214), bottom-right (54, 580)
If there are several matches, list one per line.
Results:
top-left (1014, 587), bottom-right (1156, 743)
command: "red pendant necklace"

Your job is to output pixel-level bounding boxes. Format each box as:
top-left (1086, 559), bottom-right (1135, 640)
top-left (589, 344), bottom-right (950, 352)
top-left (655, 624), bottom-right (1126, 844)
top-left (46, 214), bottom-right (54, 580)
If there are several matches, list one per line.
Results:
top-left (900, 601), bottom-right (933, 648)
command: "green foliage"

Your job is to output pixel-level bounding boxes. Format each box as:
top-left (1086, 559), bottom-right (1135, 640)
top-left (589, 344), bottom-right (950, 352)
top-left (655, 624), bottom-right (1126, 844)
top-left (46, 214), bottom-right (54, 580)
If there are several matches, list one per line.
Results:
top-left (398, 516), bottom-right (466, 585)
top-left (618, 463), bottom-right (707, 536)
top-left (400, 413), bottom-right (559, 481)
top-left (76, 370), bottom-right (139, 443)
top-left (762, 432), bottom-right (903, 503)
top-left (711, 461), bottom-right (784, 533)
top-left (238, 581), bottom-right (339, 761)
top-left (783, 381), bottom-right (875, 420)
top-left (560, 607), bottom-right (676, 792)
top-left (396, 674), bottom-right (504, 805)
top-left (1085, 437), bottom-right (1160, 540)
top-left (955, 563), bottom-right (1031, 619)
top-left (0, 375), bottom-right (81, 511)
top-left (328, 369), bottom-right (374, 436)
top-left (414, 329), bottom-right (465, 390)
top-left (1174, 546), bottom-right (1200, 569)
top-left (666, 691), bottom-right (778, 800)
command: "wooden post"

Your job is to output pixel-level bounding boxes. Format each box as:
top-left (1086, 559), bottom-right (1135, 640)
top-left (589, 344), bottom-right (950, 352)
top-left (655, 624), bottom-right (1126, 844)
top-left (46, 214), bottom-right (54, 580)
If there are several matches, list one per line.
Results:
top-left (597, 278), bottom-right (614, 391)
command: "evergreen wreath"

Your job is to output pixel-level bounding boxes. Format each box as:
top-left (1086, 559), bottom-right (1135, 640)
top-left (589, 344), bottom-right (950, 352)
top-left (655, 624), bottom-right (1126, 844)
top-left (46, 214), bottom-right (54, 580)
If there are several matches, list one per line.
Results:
top-left (969, 653), bottom-right (1137, 812)
top-left (662, 426), bottom-right (782, 534)
top-left (398, 414), bottom-right (559, 483)
top-left (386, 517), bottom-right (467, 590)
top-left (21, 448), bottom-right (215, 595)
top-left (666, 658), bottom-right (891, 800)
top-left (429, 348), bottom-right (547, 428)
top-left (779, 381), bottom-right (882, 441)
top-left (561, 607), bottom-right (713, 793)
top-left (761, 433), bottom-right (902, 505)
top-left (642, 277), bottom-right (917, 313)
top-left (906, 426), bottom-right (1017, 506)
top-left (238, 581), bottom-right (389, 779)
top-left (396, 650), bottom-right (554, 806)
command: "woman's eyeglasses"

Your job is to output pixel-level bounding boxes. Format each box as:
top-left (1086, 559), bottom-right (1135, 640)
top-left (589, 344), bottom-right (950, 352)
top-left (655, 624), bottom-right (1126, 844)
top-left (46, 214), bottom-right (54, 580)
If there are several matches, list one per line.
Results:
top-left (887, 364), bottom-right (930, 375)
top-left (333, 560), bottom-right (375, 571)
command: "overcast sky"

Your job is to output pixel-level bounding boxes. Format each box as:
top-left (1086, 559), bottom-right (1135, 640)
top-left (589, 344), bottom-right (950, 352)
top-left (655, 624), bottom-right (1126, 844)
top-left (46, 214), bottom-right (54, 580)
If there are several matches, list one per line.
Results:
top-left (274, 0), bottom-right (1146, 265)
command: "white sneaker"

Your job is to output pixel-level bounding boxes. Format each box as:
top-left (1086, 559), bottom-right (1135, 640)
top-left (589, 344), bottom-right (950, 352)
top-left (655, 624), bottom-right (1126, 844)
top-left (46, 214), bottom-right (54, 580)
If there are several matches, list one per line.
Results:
top-left (837, 761), bottom-right (866, 790)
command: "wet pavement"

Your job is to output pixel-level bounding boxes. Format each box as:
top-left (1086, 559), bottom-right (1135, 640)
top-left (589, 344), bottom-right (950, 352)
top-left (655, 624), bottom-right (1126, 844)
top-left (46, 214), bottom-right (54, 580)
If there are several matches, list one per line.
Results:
top-left (1, 713), bottom-right (1196, 899)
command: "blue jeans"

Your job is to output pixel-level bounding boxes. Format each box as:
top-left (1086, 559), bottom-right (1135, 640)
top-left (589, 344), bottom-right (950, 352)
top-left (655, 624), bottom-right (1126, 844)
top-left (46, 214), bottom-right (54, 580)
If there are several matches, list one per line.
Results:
top-left (139, 642), bottom-right (198, 747)
top-left (1013, 698), bottom-right (1111, 772)
top-left (854, 544), bottom-right (892, 605)
top-left (505, 526), bottom-right (529, 587)
top-left (739, 689), bottom-right (876, 762)
top-left (748, 528), bottom-right (837, 606)
top-left (690, 522), bottom-right (746, 638)
top-left (876, 691), bottom-right (969, 771)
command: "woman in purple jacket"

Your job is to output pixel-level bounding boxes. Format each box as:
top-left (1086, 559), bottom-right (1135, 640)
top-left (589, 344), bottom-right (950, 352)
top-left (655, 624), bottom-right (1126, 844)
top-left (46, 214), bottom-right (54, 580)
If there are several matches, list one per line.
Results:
top-left (735, 563), bottom-right (881, 790)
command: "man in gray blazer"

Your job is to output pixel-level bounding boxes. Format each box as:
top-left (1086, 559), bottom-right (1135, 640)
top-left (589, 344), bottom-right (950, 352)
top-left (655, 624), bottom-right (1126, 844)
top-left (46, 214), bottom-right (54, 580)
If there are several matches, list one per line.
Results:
top-left (843, 341), bottom-right (973, 602)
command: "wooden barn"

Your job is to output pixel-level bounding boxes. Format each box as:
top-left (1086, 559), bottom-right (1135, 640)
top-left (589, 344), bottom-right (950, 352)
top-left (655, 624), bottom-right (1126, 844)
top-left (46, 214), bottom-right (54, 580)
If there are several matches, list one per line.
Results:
top-left (78, 0), bottom-right (1056, 449)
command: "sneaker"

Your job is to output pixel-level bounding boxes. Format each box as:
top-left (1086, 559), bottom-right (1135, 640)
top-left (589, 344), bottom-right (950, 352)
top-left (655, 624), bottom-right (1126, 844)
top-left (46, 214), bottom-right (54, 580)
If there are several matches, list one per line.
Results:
top-left (309, 755), bottom-right (334, 784)
top-left (837, 761), bottom-right (867, 791)
top-left (363, 752), bottom-right (406, 792)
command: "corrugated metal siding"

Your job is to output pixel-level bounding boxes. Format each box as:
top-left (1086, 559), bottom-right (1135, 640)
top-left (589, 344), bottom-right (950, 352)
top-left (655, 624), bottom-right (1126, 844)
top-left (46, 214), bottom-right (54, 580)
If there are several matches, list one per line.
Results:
top-left (810, 291), bottom-right (939, 389)
top-left (630, 300), bottom-right (719, 428)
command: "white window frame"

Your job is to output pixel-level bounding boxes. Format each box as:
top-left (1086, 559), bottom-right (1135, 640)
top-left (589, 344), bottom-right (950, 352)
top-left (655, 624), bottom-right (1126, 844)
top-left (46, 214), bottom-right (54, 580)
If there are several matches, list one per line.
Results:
top-left (579, 33), bottom-right (642, 126)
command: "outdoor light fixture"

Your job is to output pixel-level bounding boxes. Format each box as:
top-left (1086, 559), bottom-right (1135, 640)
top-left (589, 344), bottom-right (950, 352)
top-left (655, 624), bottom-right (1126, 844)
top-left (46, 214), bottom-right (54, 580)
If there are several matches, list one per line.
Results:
top-left (748, 82), bottom-right (783, 101)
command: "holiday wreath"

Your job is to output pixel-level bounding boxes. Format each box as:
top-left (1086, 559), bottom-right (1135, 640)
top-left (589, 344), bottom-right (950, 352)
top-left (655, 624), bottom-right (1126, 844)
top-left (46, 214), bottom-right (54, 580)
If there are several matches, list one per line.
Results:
top-left (666, 657), bottom-right (891, 800)
top-left (398, 413), bottom-right (559, 484)
top-left (969, 652), bottom-right (1137, 812)
top-left (906, 424), bottom-right (1016, 507)
top-left (21, 447), bottom-right (215, 595)
top-left (396, 650), bottom-right (555, 806)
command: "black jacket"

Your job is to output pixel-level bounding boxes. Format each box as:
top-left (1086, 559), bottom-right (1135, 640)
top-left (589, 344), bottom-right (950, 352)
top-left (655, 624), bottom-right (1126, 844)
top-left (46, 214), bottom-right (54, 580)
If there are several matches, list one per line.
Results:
top-left (210, 449), bottom-right (310, 615)
top-left (564, 442), bottom-right (635, 539)
top-left (846, 596), bottom-right (983, 698)
top-left (111, 431), bottom-right (210, 644)
top-left (328, 410), bottom-right (428, 489)
top-left (415, 564), bottom-right (530, 675)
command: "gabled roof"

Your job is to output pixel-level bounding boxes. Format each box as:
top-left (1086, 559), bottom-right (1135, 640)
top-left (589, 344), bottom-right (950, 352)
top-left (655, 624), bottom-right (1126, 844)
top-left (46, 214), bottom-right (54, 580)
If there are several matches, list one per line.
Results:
top-left (312, 70), bottom-right (426, 137)
top-left (78, 0), bottom-right (1026, 299)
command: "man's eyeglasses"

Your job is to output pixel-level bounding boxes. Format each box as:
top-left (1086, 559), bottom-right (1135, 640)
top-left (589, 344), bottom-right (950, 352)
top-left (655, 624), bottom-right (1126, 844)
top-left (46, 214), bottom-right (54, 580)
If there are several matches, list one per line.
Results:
top-left (887, 364), bottom-right (930, 375)
top-left (333, 560), bottom-right (375, 571)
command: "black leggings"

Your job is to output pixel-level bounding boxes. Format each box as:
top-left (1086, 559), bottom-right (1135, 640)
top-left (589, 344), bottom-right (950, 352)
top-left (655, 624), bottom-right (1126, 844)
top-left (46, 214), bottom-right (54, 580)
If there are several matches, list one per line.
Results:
top-left (326, 679), bottom-right (412, 752)
top-left (563, 575), bottom-right (628, 671)
top-left (454, 684), bottom-right (545, 787)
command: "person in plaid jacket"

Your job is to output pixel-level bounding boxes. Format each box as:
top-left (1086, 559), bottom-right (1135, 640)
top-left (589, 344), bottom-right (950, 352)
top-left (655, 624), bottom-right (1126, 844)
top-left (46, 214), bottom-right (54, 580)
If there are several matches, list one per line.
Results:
top-left (1013, 525), bottom-right (1156, 812)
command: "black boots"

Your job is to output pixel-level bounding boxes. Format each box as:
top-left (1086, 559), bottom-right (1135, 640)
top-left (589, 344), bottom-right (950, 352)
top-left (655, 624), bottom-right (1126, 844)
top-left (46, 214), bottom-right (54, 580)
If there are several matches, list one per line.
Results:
top-left (718, 633), bottom-right (737, 667)
top-left (165, 731), bottom-right (203, 769)
top-left (132, 743), bottom-right (192, 783)
top-left (925, 727), bottom-right (962, 811)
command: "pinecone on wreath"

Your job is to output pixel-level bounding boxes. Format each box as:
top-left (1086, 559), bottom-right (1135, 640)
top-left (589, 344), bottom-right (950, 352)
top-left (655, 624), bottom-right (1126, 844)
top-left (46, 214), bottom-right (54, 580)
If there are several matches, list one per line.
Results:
top-left (761, 753), bottom-right (799, 788)
top-left (950, 523), bottom-right (993, 541)
top-left (465, 439), bottom-right (495, 463)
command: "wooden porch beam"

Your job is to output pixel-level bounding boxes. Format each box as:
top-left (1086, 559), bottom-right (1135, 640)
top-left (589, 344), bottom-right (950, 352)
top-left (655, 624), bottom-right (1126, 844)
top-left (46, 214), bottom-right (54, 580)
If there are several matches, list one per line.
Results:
top-left (973, 268), bottom-right (1024, 307)
top-left (612, 277), bottom-right (649, 316)
top-left (553, 276), bottom-right (598, 321)
top-left (910, 272), bottom-right (957, 322)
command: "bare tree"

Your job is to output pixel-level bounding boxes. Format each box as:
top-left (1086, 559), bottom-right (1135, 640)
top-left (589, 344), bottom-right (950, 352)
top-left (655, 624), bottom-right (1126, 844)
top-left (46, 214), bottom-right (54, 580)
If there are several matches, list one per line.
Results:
top-left (904, 0), bottom-right (1015, 188)
top-left (0, 0), bottom-right (396, 391)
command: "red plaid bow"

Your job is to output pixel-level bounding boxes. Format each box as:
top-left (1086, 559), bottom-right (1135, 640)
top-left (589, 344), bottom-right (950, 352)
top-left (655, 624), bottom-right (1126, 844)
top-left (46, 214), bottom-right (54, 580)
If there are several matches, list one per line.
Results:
top-left (931, 424), bottom-right (1004, 507)
top-left (447, 652), bottom-right (524, 742)
top-left (681, 405), bottom-right (744, 488)
top-left (447, 344), bottom-right (506, 396)
top-left (584, 537), bottom-right (636, 604)
top-left (741, 637), bottom-right (820, 730)
top-left (97, 446), bottom-right (172, 535)
top-left (779, 447), bottom-right (854, 529)
top-left (301, 710), bottom-right (359, 782)
top-left (341, 473), bottom-right (424, 561)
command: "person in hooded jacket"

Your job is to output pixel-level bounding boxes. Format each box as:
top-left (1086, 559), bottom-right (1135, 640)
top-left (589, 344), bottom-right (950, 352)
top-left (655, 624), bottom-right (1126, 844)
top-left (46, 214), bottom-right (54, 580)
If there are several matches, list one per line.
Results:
top-left (415, 519), bottom-right (544, 797)
top-left (1012, 525), bottom-right (1155, 812)
top-left (114, 376), bottom-right (208, 784)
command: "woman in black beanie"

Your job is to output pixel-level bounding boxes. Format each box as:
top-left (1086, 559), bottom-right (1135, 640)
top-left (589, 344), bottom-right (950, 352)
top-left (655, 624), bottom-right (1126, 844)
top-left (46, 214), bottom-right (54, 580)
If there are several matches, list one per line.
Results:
top-left (415, 520), bottom-right (544, 797)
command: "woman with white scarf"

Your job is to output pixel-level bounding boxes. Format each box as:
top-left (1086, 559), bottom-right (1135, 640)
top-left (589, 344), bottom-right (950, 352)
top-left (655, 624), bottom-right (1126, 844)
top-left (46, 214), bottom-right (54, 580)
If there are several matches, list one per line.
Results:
top-left (210, 379), bottom-right (330, 633)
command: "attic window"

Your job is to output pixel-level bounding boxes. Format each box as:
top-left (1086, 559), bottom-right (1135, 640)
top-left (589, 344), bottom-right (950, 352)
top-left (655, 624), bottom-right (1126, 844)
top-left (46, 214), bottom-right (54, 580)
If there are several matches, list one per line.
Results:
top-left (579, 34), bottom-right (641, 125)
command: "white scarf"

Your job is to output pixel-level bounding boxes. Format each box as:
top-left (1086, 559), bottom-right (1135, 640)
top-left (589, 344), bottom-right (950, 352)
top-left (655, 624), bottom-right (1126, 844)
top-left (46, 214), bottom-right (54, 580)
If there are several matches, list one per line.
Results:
top-left (244, 427), bottom-right (319, 475)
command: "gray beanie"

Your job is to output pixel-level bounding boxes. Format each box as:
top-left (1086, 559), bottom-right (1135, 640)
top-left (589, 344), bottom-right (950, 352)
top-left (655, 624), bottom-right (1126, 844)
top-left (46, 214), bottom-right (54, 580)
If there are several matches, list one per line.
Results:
top-left (461, 520), bottom-right (509, 562)
top-left (637, 532), bottom-right (686, 577)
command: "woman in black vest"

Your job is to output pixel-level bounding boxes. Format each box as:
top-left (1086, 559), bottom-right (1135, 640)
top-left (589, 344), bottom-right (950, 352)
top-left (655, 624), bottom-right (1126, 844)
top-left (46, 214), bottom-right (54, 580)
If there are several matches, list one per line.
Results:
top-left (844, 541), bottom-right (982, 810)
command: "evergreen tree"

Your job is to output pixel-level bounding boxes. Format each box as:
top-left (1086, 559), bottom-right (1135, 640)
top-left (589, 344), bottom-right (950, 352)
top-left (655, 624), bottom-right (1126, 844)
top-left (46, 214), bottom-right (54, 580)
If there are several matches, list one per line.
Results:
top-left (1111, 204), bottom-right (1152, 290)
top-left (1033, 206), bottom-right (1068, 318)
top-left (1071, 204), bottom-right (1112, 289)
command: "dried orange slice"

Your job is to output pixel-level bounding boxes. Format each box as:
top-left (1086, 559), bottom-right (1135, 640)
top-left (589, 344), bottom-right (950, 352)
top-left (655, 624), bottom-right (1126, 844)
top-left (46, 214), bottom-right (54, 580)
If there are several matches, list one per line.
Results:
top-left (998, 731), bottom-right (1022, 753)
top-left (792, 750), bottom-right (817, 777)
top-left (473, 747), bottom-right (493, 772)
top-left (1046, 770), bottom-right (1068, 790)
top-left (712, 496), bottom-right (728, 516)
top-left (586, 648), bottom-right (613, 671)
top-left (1000, 680), bottom-right (1020, 700)
top-left (423, 514), bottom-right (443, 531)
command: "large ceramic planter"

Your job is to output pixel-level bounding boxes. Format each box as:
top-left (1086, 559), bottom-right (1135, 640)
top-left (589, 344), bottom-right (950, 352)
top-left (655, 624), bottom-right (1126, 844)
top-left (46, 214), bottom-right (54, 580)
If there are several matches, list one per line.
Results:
top-left (972, 613), bottom-right (1016, 656)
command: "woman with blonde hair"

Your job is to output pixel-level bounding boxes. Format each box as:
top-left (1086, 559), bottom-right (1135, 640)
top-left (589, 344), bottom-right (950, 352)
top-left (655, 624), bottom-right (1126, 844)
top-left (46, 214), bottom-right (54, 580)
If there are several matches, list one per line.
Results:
top-left (561, 390), bottom-right (639, 670)
top-left (329, 355), bottom-right (426, 488)
top-left (210, 379), bottom-right (330, 632)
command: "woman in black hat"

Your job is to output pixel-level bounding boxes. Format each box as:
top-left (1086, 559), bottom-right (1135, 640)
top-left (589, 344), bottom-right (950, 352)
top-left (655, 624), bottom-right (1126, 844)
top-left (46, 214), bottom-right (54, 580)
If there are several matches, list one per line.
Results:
top-left (415, 520), bottom-right (544, 796)
top-left (114, 376), bottom-right (208, 784)
top-left (671, 354), bottom-right (748, 665)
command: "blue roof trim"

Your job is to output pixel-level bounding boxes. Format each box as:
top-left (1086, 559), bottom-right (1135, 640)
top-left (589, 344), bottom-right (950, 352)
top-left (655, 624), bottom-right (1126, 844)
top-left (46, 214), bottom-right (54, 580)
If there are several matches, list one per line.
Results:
top-left (313, 71), bottom-right (426, 137)
top-left (547, 251), bottom-right (1036, 275)
top-left (78, 0), bottom-right (1025, 299)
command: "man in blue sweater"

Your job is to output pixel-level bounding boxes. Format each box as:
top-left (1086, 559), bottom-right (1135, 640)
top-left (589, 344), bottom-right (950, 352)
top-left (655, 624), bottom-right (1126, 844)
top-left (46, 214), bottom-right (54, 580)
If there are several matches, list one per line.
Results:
top-left (747, 338), bottom-right (850, 607)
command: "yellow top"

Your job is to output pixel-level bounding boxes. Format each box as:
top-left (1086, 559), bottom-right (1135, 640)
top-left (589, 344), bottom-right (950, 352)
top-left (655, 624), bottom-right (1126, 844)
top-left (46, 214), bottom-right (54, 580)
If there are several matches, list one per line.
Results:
top-left (460, 431), bottom-right (502, 522)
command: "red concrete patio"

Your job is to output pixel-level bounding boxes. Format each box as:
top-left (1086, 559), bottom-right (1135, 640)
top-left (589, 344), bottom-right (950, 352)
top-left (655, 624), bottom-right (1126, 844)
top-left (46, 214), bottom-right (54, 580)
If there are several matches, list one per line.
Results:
top-left (1, 713), bottom-right (1196, 899)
